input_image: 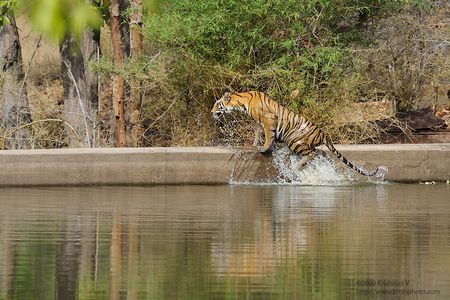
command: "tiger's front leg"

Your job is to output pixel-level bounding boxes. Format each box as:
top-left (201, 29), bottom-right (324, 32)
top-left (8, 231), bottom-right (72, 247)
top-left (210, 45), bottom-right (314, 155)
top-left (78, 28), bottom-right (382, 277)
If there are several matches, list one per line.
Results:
top-left (257, 118), bottom-right (276, 154)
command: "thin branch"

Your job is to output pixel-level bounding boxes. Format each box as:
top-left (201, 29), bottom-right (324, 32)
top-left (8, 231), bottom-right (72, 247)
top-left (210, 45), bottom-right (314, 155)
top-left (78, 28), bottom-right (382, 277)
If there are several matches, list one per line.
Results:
top-left (140, 98), bottom-right (177, 138)
top-left (63, 60), bottom-right (92, 147)
top-left (18, 34), bottom-right (42, 102)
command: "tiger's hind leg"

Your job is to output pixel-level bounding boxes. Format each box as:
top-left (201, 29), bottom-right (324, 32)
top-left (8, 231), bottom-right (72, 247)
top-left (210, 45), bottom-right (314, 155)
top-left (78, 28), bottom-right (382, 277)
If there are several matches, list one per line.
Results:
top-left (298, 152), bottom-right (316, 169)
top-left (292, 144), bottom-right (317, 170)
top-left (299, 148), bottom-right (336, 169)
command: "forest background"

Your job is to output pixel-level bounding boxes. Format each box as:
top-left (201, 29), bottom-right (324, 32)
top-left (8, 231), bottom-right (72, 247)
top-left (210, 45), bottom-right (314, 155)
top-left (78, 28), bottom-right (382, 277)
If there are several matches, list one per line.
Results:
top-left (0, 0), bottom-right (449, 150)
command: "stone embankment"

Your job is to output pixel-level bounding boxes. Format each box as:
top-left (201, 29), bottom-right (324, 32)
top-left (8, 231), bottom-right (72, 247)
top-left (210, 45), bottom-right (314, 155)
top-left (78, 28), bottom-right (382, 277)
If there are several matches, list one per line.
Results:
top-left (0, 144), bottom-right (448, 186)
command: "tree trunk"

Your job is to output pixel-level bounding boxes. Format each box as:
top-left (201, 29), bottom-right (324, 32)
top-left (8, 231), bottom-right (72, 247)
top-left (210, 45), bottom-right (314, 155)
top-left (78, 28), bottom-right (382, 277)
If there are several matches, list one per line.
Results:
top-left (129, 0), bottom-right (144, 147)
top-left (1, 216), bottom-right (17, 299)
top-left (60, 26), bottom-right (100, 148)
top-left (82, 26), bottom-right (101, 146)
top-left (110, 212), bottom-right (122, 300)
top-left (126, 213), bottom-right (139, 300)
top-left (120, 0), bottom-right (131, 58)
top-left (0, 13), bottom-right (32, 149)
top-left (60, 34), bottom-right (89, 147)
top-left (130, 0), bottom-right (143, 57)
top-left (55, 217), bottom-right (81, 300)
top-left (110, 0), bottom-right (127, 147)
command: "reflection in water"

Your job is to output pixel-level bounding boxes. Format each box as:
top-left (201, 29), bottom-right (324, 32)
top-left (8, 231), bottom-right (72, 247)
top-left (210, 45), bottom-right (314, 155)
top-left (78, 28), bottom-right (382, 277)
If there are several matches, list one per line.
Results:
top-left (0, 184), bottom-right (449, 299)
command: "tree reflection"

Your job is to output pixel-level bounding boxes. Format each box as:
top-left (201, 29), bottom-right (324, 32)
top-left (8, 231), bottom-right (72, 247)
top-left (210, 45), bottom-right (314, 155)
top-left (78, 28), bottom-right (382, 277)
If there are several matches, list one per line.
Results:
top-left (0, 185), bottom-right (448, 299)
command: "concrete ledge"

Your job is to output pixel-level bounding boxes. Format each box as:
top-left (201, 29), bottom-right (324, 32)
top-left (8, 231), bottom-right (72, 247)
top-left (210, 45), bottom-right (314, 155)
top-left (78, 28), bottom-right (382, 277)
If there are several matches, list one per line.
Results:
top-left (0, 148), bottom-right (236, 186)
top-left (0, 144), bottom-right (448, 186)
top-left (328, 143), bottom-right (450, 183)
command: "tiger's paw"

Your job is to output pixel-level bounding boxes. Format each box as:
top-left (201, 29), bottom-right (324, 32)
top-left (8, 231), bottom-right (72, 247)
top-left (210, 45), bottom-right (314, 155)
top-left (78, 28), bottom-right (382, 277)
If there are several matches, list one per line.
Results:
top-left (257, 146), bottom-right (272, 155)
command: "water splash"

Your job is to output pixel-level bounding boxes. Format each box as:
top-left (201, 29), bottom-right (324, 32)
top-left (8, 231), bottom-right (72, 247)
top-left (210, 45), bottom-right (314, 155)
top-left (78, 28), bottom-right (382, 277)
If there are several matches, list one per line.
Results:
top-left (229, 145), bottom-right (389, 186)
top-left (230, 146), bottom-right (355, 186)
top-left (271, 146), bottom-right (355, 185)
top-left (368, 165), bottom-right (389, 183)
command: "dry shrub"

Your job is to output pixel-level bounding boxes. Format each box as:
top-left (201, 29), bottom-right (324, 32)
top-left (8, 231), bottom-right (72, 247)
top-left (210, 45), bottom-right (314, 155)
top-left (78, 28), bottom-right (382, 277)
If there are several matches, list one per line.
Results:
top-left (26, 77), bottom-right (68, 148)
top-left (361, 10), bottom-right (450, 112)
top-left (321, 3), bottom-right (450, 144)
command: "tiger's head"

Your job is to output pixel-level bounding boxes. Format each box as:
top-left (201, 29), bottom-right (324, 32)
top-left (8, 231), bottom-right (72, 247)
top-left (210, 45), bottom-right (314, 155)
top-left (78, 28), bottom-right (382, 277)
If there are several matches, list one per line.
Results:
top-left (211, 92), bottom-right (232, 119)
top-left (211, 92), bottom-right (247, 119)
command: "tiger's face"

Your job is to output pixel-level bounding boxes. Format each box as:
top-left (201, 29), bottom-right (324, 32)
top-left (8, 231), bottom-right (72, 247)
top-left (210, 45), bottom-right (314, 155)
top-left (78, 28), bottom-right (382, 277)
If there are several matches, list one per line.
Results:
top-left (211, 92), bottom-right (246, 119)
top-left (211, 92), bottom-right (231, 119)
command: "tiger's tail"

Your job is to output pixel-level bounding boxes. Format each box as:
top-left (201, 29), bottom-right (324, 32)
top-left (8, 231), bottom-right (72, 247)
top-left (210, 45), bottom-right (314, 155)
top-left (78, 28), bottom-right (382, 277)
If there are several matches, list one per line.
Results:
top-left (324, 136), bottom-right (387, 178)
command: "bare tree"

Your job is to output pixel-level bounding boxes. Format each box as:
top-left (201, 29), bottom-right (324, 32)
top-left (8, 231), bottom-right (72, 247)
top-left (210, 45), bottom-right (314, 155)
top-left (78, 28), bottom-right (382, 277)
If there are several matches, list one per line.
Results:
top-left (0, 12), bottom-right (32, 149)
top-left (110, 0), bottom-right (127, 147)
top-left (129, 0), bottom-right (144, 147)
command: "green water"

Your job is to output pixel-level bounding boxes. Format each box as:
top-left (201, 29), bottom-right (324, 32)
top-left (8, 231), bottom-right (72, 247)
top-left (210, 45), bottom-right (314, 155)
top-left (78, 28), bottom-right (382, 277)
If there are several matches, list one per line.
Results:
top-left (0, 184), bottom-right (448, 299)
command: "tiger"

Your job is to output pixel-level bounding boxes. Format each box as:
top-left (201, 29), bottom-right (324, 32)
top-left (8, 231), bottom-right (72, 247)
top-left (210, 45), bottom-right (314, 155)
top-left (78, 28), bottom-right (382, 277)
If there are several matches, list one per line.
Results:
top-left (211, 91), bottom-right (387, 177)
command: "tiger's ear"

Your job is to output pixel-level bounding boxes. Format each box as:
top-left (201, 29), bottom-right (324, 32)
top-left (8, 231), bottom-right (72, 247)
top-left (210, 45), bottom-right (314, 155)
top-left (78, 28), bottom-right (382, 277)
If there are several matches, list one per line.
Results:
top-left (222, 92), bottom-right (231, 101)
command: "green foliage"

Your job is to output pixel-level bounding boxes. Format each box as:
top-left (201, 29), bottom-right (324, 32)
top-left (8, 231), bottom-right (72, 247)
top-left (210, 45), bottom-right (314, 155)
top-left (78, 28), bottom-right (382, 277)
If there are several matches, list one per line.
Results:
top-left (0, 0), bottom-right (15, 27)
top-left (144, 0), bottom-right (426, 144)
top-left (21, 0), bottom-right (102, 41)
top-left (1, 0), bottom-right (103, 39)
top-left (137, 0), bottom-right (431, 145)
top-left (144, 0), bottom-right (420, 68)
top-left (3, 0), bottom-right (161, 41)
top-left (144, 0), bottom-right (349, 106)
top-left (142, 0), bottom-right (162, 13)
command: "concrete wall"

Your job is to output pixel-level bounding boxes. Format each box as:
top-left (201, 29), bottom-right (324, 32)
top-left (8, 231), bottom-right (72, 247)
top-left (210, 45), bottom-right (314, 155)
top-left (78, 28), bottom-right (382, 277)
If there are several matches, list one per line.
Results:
top-left (0, 144), bottom-right (448, 186)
